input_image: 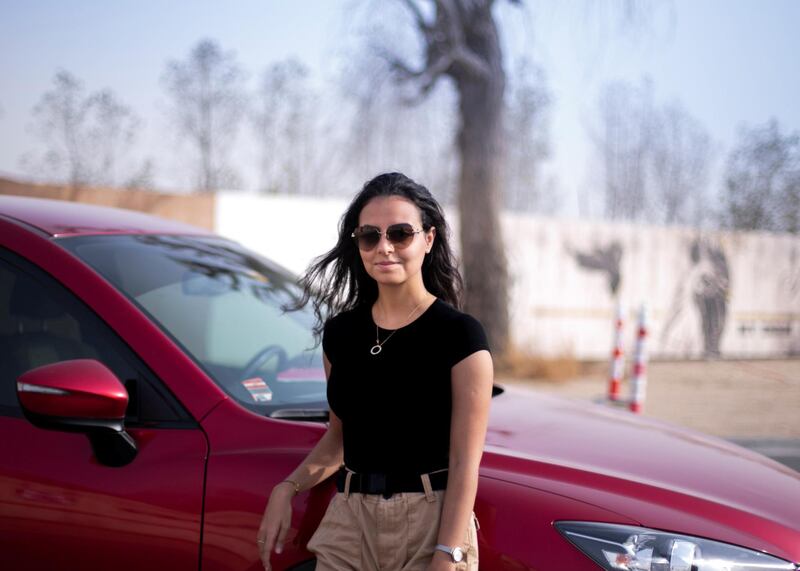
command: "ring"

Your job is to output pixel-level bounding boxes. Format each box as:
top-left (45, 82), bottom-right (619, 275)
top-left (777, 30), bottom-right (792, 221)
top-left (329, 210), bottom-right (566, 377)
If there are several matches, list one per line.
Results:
top-left (257, 539), bottom-right (266, 544)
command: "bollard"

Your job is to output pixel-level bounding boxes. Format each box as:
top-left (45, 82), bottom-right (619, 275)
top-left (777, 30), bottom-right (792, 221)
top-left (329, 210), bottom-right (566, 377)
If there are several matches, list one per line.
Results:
top-left (629, 305), bottom-right (648, 413)
top-left (607, 303), bottom-right (625, 401)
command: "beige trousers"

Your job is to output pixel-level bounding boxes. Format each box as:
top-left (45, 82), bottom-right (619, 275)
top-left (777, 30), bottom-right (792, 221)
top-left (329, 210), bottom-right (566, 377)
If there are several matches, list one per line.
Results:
top-left (307, 481), bottom-right (479, 571)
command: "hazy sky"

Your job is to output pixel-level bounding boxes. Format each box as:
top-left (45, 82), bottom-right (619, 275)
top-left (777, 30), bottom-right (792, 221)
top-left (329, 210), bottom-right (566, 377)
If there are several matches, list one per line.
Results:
top-left (1, 0), bottom-right (798, 215)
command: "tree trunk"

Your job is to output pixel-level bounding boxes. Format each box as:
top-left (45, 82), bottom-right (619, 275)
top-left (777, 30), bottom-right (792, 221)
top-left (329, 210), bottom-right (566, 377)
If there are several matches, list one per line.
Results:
top-left (454, 18), bottom-right (510, 355)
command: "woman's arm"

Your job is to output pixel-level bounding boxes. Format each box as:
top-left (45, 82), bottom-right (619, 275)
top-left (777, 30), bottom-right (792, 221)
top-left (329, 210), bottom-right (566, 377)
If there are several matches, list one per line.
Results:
top-left (279, 407), bottom-right (344, 492)
top-left (258, 353), bottom-right (343, 567)
top-left (432, 349), bottom-right (493, 568)
top-left (274, 353), bottom-right (343, 494)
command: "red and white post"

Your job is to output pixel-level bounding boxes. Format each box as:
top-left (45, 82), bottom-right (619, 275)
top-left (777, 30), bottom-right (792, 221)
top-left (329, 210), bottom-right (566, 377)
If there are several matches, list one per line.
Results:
top-left (629, 305), bottom-right (648, 414)
top-left (607, 303), bottom-right (625, 402)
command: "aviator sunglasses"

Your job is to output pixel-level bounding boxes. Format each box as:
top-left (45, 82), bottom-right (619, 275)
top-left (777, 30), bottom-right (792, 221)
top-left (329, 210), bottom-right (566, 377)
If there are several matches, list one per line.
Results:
top-left (351, 223), bottom-right (424, 251)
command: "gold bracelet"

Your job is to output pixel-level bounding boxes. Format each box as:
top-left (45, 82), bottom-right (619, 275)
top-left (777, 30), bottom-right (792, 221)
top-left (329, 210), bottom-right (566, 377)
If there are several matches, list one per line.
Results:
top-left (281, 479), bottom-right (301, 495)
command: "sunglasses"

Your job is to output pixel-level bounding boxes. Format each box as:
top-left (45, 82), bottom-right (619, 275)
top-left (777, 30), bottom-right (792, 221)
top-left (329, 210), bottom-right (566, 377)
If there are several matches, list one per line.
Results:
top-left (351, 223), bottom-right (423, 251)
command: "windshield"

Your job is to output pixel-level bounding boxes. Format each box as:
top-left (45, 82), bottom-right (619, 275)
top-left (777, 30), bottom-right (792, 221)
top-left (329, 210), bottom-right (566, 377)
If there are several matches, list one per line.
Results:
top-left (62, 234), bottom-right (327, 417)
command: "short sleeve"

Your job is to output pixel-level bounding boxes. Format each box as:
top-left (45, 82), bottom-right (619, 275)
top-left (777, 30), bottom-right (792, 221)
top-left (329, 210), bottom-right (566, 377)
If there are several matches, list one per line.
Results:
top-left (322, 317), bottom-right (338, 364)
top-left (448, 313), bottom-right (491, 368)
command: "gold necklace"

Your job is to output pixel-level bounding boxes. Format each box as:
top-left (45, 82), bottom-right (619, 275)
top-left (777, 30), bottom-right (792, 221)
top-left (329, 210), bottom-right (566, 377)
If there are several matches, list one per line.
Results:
top-left (370, 297), bottom-right (429, 356)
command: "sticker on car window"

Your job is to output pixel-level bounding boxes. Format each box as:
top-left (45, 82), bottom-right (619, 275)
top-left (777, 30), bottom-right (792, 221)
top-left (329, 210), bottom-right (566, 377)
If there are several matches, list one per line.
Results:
top-left (242, 378), bottom-right (273, 402)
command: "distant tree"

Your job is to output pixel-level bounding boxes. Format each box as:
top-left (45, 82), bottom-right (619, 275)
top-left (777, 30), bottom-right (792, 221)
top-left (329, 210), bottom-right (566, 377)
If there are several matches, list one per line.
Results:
top-left (649, 102), bottom-right (712, 225)
top-left (23, 70), bottom-right (144, 190)
top-left (339, 53), bottom-right (387, 183)
top-left (720, 119), bottom-right (800, 234)
top-left (591, 80), bottom-right (714, 226)
top-left (252, 59), bottom-right (319, 195)
top-left (503, 57), bottom-right (554, 213)
top-left (26, 71), bottom-right (93, 188)
top-left (125, 159), bottom-right (156, 190)
top-left (337, 48), bottom-right (459, 205)
top-left (85, 89), bottom-right (142, 187)
top-left (162, 39), bottom-right (246, 192)
top-left (592, 79), bottom-right (654, 221)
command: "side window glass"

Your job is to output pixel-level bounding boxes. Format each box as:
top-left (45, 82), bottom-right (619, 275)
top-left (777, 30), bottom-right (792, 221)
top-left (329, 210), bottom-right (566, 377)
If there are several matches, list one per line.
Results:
top-left (0, 250), bottom-right (191, 425)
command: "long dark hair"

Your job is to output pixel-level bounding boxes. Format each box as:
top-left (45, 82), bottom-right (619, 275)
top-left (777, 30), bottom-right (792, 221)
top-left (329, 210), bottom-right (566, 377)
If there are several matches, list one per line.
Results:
top-left (295, 172), bottom-right (463, 337)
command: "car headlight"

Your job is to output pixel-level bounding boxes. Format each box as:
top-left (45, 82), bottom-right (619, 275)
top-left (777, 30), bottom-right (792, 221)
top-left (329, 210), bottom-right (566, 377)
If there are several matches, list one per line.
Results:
top-left (555, 521), bottom-right (798, 571)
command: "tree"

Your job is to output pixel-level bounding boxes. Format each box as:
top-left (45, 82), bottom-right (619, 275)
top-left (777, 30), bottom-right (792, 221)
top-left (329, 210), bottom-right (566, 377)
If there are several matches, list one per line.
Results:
top-left (381, 0), bottom-right (517, 354)
top-left (23, 70), bottom-right (144, 190)
top-left (252, 59), bottom-right (324, 195)
top-left (162, 39), bottom-right (246, 192)
top-left (336, 42), bottom-right (460, 205)
top-left (649, 101), bottom-right (711, 225)
top-left (720, 119), bottom-right (800, 234)
top-left (28, 71), bottom-right (93, 188)
top-left (503, 57), bottom-right (554, 213)
top-left (592, 79), bottom-right (654, 221)
top-left (85, 89), bottom-right (142, 187)
top-left (591, 80), bottom-right (714, 225)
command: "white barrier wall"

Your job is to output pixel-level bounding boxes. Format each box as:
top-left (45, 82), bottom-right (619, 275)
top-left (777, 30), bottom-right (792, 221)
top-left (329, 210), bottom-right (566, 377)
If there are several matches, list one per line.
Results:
top-left (216, 192), bottom-right (800, 359)
top-left (215, 193), bottom-right (349, 275)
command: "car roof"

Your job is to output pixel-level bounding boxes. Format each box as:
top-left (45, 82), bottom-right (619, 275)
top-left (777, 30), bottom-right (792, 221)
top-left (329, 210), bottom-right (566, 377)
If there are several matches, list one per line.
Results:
top-left (0, 195), bottom-right (213, 238)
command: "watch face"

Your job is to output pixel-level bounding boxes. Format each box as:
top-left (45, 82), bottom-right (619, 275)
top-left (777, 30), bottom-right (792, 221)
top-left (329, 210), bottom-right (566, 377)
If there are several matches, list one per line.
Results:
top-left (452, 547), bottom-right (464, 563)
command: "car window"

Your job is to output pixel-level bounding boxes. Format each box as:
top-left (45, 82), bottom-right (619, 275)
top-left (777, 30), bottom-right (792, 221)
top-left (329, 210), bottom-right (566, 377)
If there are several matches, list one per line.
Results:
top-left (0, 248), bottom-right (192, 426)
top-left (61, 235), bottom-right (327, 416)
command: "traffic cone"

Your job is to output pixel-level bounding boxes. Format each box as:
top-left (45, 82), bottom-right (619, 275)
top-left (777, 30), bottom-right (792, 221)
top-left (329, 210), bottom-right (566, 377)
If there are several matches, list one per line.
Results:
top-left (607, 303), bottom-right (625, 402)
top-left (629, 305), bottom-right (648, 414)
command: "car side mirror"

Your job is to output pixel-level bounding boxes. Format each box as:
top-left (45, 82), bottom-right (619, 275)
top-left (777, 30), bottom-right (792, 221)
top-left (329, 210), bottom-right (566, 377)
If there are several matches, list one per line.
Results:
top-left (17, 359), bottom-right (138, 467)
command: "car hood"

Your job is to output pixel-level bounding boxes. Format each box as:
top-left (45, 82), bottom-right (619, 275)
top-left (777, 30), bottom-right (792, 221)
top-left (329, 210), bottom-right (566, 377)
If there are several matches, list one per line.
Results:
top-left (482, 384), bottom-right (800, 561)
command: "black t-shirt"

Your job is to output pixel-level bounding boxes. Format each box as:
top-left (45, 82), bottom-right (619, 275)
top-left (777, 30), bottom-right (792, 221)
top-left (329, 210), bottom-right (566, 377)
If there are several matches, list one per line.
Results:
top-left (323, 298), bottom-right (490, 474)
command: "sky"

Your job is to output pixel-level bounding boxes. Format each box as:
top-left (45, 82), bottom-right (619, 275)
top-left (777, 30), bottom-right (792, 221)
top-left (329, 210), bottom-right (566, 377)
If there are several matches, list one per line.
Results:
top-left (1, 0), bottom-right (798, 216)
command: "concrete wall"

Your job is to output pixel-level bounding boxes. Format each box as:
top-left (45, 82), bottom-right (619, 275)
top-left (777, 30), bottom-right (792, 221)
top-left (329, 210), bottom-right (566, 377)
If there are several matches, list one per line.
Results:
top-left (217, 192), bottom-right (800, 360)
top-left (504, 214), bottom-right (800, 359)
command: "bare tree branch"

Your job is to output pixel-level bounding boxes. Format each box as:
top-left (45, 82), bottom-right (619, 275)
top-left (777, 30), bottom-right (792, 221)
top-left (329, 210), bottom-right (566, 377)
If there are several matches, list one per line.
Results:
top-left (372, 42), bottom-right (455, 105)
top-left (449, 44), bottom-right (491, 79)
top-left (161, 39), bottom-right (246, 192)
top-left (436, 0), bottom-right (467, 46)
top-left (720, 119), bottom-right (800, 234)
top-left (23, 70), bottom-right (146, 189)
top-left (400, 0), bottom-right (432, 31)
top-left (431, 0), bottom-right (491, 80)
top-left (372, 43), bottom-right (423, 79)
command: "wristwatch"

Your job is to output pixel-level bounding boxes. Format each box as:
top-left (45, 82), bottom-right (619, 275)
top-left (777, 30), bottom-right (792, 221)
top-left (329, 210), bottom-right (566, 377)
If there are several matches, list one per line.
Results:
top-left (434, 544), bottom-right (464, 563)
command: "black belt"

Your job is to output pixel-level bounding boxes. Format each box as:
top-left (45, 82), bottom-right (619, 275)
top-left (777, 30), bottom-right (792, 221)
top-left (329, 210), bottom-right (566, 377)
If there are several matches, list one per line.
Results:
top-left (335, 467), bottom-right (448, 498)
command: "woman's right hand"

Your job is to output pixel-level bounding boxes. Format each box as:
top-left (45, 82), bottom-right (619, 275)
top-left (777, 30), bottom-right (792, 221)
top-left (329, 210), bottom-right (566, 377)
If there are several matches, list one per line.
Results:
top-left (257, 482), bottom-right (296, 571)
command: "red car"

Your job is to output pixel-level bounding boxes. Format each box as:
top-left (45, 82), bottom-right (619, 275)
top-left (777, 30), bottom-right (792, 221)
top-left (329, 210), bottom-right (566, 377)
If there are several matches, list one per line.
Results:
top-left (1, 195), bottom-right (798, 571)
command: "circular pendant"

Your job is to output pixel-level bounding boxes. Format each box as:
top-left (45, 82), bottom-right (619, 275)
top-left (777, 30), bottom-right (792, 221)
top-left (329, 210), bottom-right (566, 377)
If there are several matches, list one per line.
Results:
top-left (370, 344), bottom-right (382, 355)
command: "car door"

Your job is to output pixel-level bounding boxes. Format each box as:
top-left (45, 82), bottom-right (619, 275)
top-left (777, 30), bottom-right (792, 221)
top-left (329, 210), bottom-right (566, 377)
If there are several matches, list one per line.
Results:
top-left (0, 247), bottom-right (208, 571)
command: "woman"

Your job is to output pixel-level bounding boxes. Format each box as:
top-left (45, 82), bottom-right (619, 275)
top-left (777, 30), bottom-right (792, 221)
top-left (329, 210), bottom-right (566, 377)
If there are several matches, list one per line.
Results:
top-left (257, 172), bottom-right (493, 571)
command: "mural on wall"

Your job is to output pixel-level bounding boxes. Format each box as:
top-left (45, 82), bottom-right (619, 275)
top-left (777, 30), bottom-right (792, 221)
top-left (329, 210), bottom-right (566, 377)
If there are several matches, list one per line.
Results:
top-left (781, 246), bottom-right (800, 304)
top-left (661, 237), bottom-right (730, 357)
top-left (569, 241), bottom-right (623, 296)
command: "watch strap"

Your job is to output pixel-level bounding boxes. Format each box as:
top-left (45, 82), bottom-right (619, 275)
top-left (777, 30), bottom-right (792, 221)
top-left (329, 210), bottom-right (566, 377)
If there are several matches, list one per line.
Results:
top-left (434, 544), bottom-right (463, 562)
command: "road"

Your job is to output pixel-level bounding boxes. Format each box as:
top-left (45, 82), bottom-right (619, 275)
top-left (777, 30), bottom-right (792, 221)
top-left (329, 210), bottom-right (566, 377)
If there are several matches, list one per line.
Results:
top-left (730, 437), bottom-right (800, 472)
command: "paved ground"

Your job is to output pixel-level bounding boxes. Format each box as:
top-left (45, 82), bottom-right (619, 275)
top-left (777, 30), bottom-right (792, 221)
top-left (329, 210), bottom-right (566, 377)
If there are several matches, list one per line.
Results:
top-left (498, 359), bottom-right (800, 471)
top-left (727, 438), bottom-right (800, 472)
